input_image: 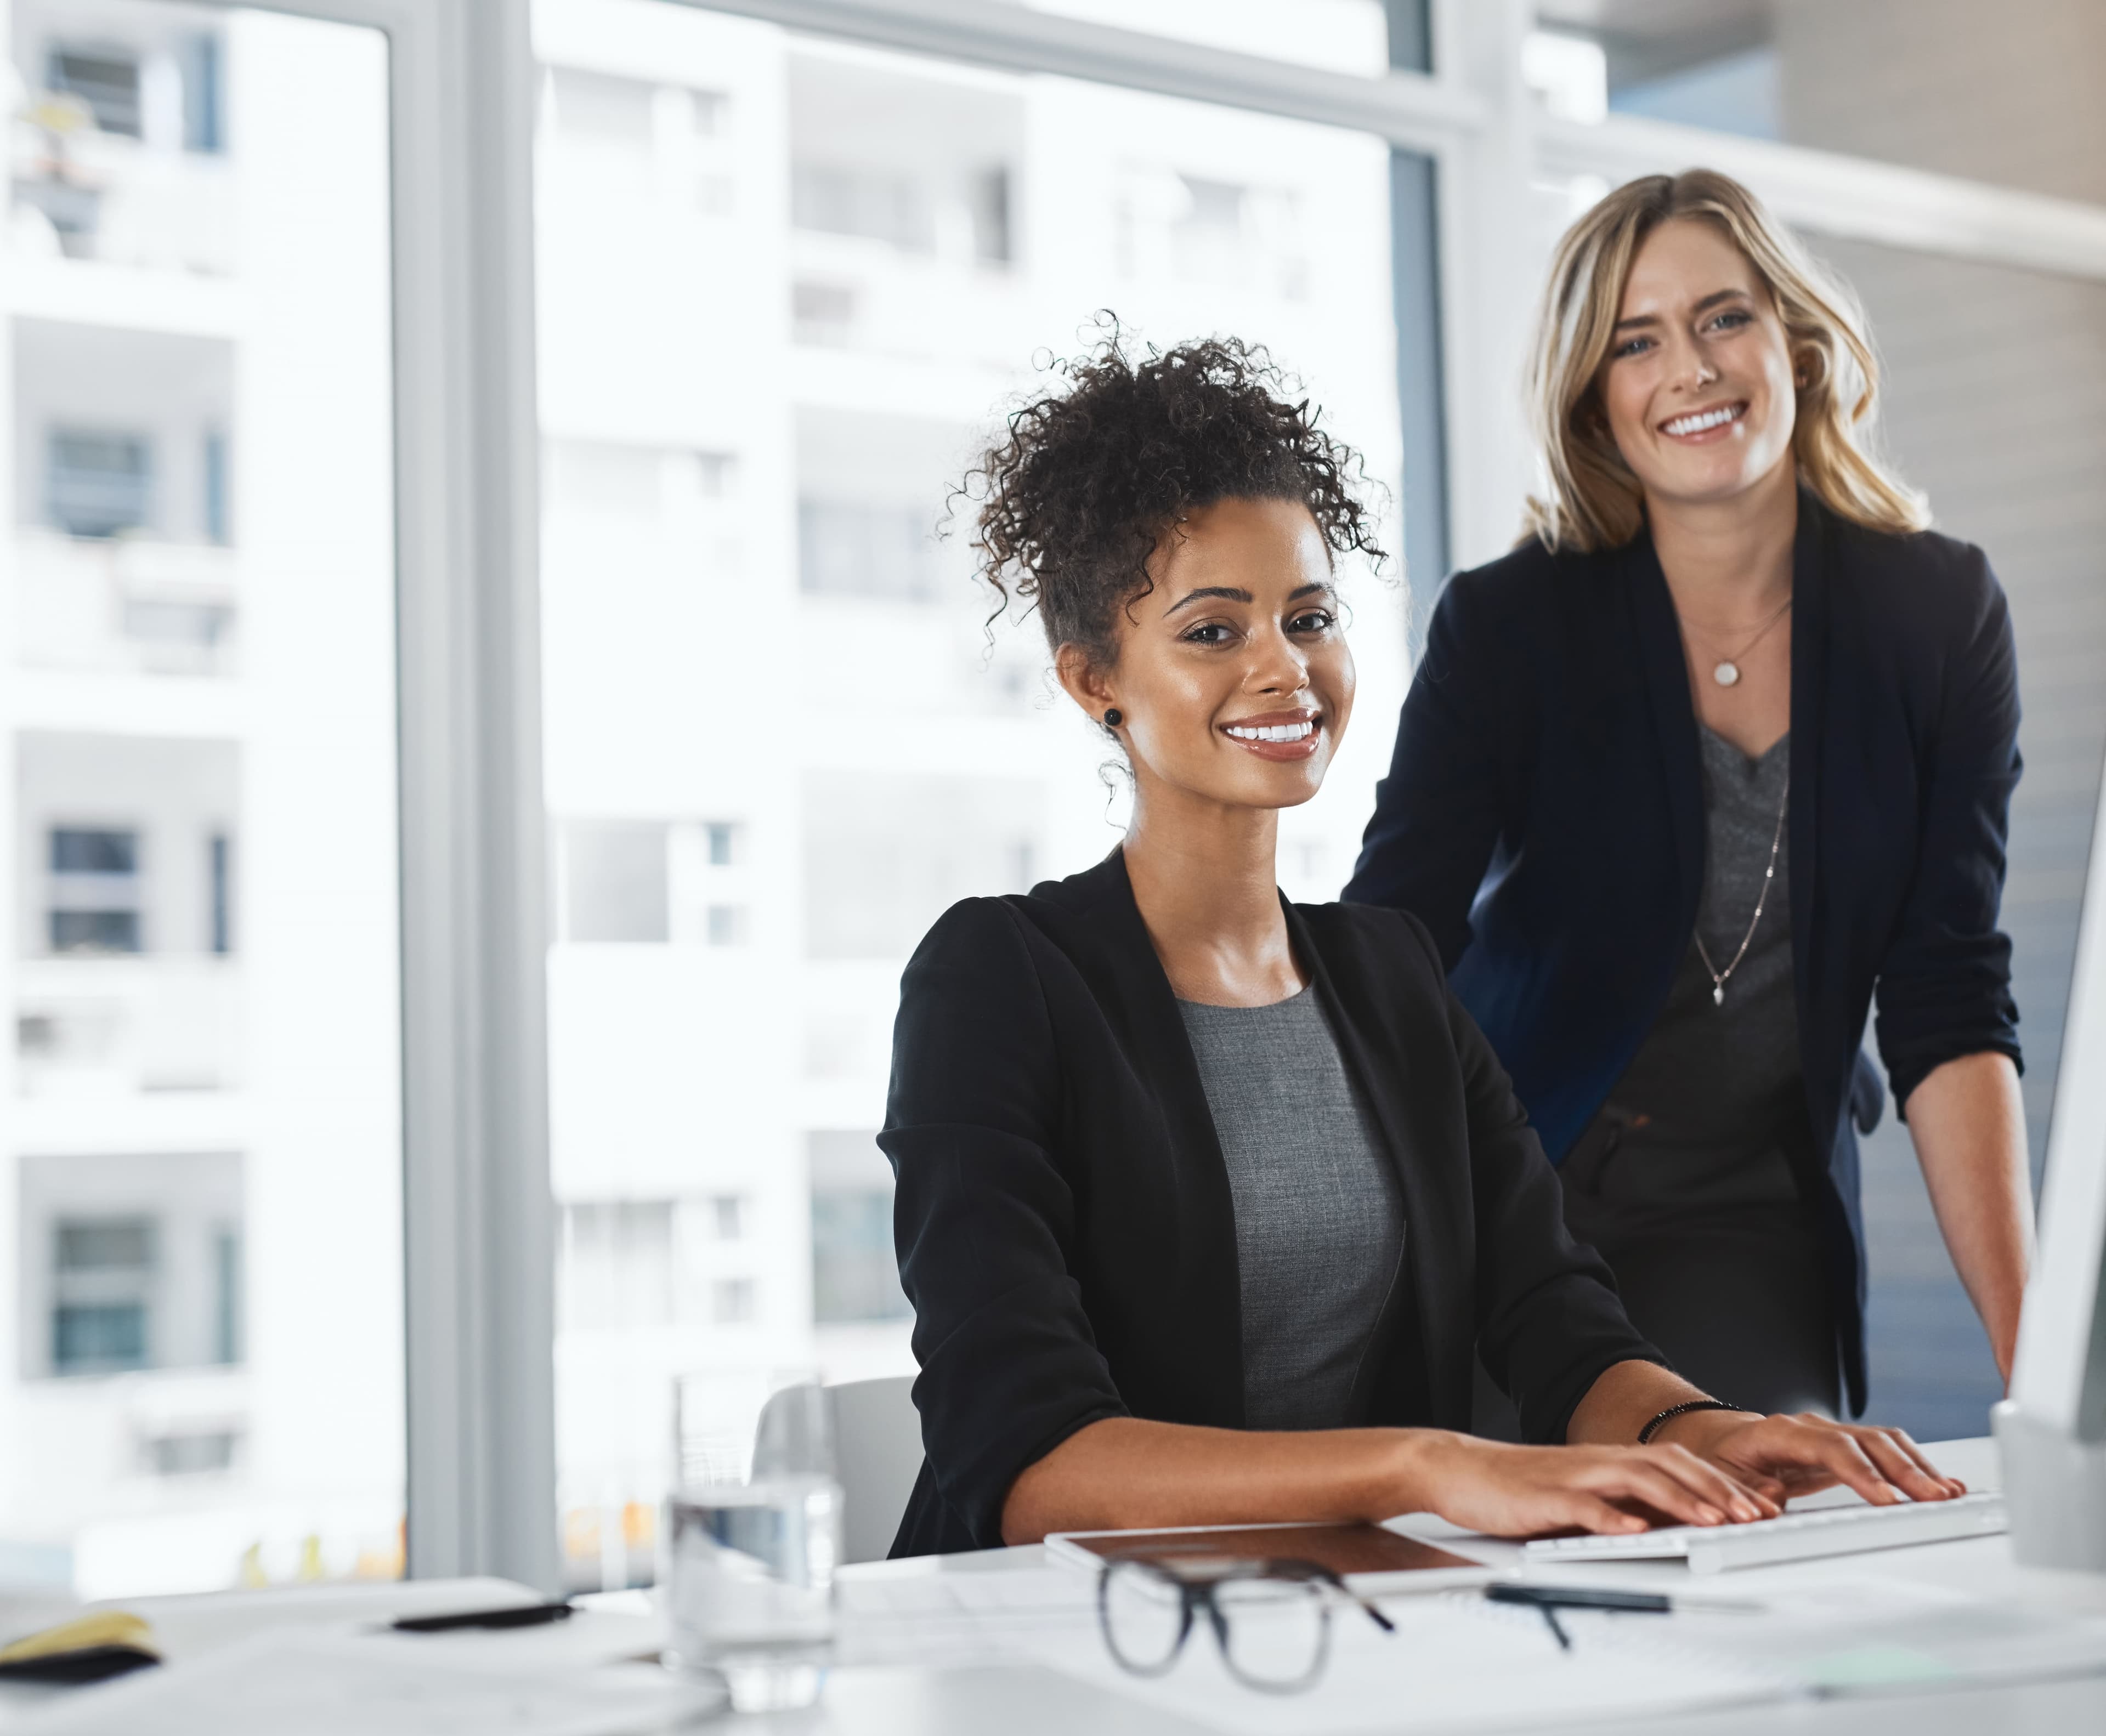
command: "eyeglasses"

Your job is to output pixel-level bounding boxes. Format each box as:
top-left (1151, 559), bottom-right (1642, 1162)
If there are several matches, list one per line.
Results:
top-left (1095, 1555), bottom-right (1395, 1694)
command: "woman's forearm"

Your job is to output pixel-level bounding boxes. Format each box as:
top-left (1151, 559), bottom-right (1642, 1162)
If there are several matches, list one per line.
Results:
top-left (1903, 1050), bottom-right (2034, 1383)
top-left (1001, 1405), bottom-right (1791, 1544)
top-left (1564, 1358), bottom-right (1719, 1445)
top-left (1000, 1417), bottom-right (1420, 1544)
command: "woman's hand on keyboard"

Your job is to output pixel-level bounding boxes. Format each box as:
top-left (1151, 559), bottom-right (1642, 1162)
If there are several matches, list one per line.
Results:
top-left (1401, 1433), bottom-right (1778, 1538)
top-left (1657, 1410), bottom-right (1967, 1507)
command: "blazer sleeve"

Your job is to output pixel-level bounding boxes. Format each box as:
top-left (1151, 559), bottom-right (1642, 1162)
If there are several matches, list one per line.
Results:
top-left (1343, 571), bottom-right (1520, 968)
top-left (1873, 550), bottom-right (2025, 1113)
top-left (1431, 935), bottom-right (1666, 1439)
top-left (877, 899), bottom-right (1128, 1547)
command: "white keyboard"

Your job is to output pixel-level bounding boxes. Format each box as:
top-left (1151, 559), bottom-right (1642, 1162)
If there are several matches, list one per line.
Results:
top-left (1521, 1492), bottom-right (2007, 1575)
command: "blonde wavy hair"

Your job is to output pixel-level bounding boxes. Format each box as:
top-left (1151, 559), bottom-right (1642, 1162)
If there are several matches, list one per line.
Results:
top-left (1522, 169), bottom-right (1927, 553)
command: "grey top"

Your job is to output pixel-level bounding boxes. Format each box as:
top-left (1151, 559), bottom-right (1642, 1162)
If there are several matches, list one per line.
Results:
top-left (1609, 726), bottom-right (1803, 1156)
top-left (1176, 986), bottom-right (1406, 1431)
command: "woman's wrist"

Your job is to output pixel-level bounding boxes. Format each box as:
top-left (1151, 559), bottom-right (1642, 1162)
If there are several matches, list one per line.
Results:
top-left (1649, 1405), bottom-right (1762, 1454)
top-left (1373, 1427), bottom-right (1466, 1518)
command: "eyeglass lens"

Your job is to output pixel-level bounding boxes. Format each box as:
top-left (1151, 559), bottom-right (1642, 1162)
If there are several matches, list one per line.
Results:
top-left (1211, 1577), bottom-right (1330, 1691)
top-left (1099, 1559), bottom-right (1332, 1692)
top-left (1099, 1561), bottom-right (1190, 1675)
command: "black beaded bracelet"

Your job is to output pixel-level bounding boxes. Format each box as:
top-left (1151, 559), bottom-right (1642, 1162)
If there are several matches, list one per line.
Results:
top-left (1637, 1399), bottom-right (1752, 1445)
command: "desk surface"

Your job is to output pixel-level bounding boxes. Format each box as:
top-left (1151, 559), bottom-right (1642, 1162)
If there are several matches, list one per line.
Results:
top-left (7, 1437), bottom-right (2104, 1734)
top-left (801, 1438), bottom-right (2106, 1735)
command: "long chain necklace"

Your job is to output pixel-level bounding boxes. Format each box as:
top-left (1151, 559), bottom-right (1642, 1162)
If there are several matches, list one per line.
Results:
top-left (1695, 595), bottom-right (1792, 688)
top-left (1695, 773), bottom-right (1789, 1007)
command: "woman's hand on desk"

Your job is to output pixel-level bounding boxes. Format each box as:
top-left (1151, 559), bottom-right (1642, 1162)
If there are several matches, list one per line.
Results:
top-left (999, 1417), bottom-right (1775, 1544)
top-left (1654, 1409), bottom-right (1966, 1508)
top-left (1402, 1433), bottom-right (1776, 1536)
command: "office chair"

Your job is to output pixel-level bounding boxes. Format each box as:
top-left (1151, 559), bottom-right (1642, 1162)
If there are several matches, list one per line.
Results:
top-left (755, 1375), bottom-right (921, 1565)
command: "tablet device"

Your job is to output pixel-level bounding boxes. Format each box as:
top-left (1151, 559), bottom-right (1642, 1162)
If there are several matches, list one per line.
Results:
top-left (1044, 1521), bottom-right (1491, 1595)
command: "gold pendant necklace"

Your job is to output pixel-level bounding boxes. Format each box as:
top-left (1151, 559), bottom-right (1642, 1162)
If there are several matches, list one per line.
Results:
top-left (1708, 595), bottom-right (1793, 688)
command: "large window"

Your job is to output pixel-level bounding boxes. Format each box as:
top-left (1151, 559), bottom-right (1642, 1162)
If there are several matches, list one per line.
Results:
top-left (532, 0), bottom-right (1407, 1590)
top-left (4, 2), bottom-right (402, 1599)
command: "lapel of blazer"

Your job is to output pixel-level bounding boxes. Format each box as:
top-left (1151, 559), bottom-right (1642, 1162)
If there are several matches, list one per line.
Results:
top-left (1051, 849), bottom-right (1247, 1427)
top-left (1627, 533), bottom-right (1706, 932)
top-left (1290, 904), bottom-right (1471, 1425)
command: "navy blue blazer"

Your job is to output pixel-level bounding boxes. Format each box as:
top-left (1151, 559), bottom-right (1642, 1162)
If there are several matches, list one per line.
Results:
top-left (1343, 492), bottom-right (2023, 1413)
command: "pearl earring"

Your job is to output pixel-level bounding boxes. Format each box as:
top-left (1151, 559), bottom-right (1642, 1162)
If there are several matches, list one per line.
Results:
top-left (1103, 708), bottom-right (1123, 729)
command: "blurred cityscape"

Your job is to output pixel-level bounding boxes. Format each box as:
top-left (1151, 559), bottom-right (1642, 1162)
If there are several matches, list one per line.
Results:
top-left (2, 0), bottom-right (403, 1597)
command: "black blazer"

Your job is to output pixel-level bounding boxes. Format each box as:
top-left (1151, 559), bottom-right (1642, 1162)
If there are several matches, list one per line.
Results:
top-left (879, 850), bottom-right (1661, 1558)
top-left (1344, 492), bottom-right (2023, 1414)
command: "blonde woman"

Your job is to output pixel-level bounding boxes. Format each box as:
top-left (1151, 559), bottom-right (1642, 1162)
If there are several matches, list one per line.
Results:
top-left (1346, 170), bottom-right (2033, 1423)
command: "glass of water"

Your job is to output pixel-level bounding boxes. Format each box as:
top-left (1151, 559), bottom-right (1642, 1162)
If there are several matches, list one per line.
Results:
top-left (666, 1372), bottom-right (841, 1712)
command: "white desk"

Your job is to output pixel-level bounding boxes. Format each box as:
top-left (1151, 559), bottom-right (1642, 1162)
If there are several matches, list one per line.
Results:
top-left (801, 1438), bottom-right (2106, 1735)
top-left (7, 1438), bottom-right (2104, 1733)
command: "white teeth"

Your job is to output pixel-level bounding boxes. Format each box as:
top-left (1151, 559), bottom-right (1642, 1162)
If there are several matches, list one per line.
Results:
top-left (1226, 721), bottom-right (1315, 742)
top-left (1664, 404), bottom-right (1742, 436)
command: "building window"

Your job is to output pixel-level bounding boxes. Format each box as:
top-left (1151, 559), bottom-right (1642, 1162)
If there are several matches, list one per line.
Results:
top-left (146, 1428), bottom-right (239, 1476)
top-left (24, 1153), bottom-right (245, 1381)
top-left (212, 1226), bottom-right (242, 1364)
top-left (790, 280), bottom-right (857, 345)
top-left (970, 164), bottom-right (1012, 264)
top-left (705, 904), bottom-right (746, 947)
top-left (808, 1132), bottom-right (910, 1325)
top-left (802, 774), bottom-right (1042, 960)
top-left (710, 1277), bottom-right (756, 1325)
top-left (797, 500), bottom-right (941, 601)
top-left (560, 1201), bottom-right (675, 1330)
top-left (51, 1218), bottom-right (156, 1376)
top-left (47, 430), bottom-right (152, 540)
top-left (709, 1194), bottom-right (745, 1241)
top-left (688, 88), bottom-right (727, 137)
top-left (209, 833), bottom-right (233, 955)
top-left (48, 47), bottom-right (142, 138)
top-left (791, 162), bottom-right (933, 251)
top-left (182, 35), bottom-right (224, 153)
top-left (48, 826), bottom-right (144, 956)
top-left (202, 430), bottom-right (230, 543)
top-left (704, 821), bottom-right (738, 866)
top-left (692, 451), bottom-right (734, 498)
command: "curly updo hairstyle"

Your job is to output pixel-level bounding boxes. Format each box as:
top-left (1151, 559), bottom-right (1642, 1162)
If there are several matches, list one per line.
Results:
top-left (964, 327), bottom-right (1385, 671)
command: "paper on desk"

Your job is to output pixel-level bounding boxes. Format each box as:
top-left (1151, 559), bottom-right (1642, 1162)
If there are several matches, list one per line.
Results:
top-left (1669, 1575), bottom-right (2106, 1695)
top-left (14, 1627), bottom-right (721, 1736)
top-left (1034, 1590), bottom-right (1785, 1734)
top-left (836, 1564), bottom-right (1097, 1666)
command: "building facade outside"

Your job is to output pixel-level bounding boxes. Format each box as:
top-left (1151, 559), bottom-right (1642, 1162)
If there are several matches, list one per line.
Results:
top-left (2, 0), bottom-right (403, 1597)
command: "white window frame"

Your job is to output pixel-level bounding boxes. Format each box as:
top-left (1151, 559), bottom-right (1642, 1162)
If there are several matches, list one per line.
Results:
top-left (138, 0), bottom-right (557, 1589)
top-left (124, 0), bottom-right (2106, 1589)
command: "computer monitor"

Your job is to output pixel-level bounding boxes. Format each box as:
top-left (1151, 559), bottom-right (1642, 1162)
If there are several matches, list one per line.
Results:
top-left (1995, 763), bottom-right (2106, 1570)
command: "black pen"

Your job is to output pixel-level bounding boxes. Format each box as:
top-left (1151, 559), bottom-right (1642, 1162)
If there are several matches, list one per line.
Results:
top-left (391, 1601), bottom-right (575, 1633)
top-left (1486, 1582), bottom-right (1766, 1651)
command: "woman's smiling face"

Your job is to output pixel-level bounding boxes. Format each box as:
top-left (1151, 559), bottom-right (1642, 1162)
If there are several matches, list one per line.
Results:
top-left (1058, 495), bottom-right (1354, 815)
top-left (1597, 217), bottom-right (1801, 510)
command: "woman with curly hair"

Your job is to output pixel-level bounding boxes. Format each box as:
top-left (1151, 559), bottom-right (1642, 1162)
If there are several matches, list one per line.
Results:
top-left (1347, 171), bottom-right (2031, 1426)
top-left (879, 328), bottom-right (1961, 1558)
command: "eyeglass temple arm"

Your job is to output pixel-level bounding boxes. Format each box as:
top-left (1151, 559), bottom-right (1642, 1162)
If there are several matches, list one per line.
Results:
top-left (1296, 1563), bottom-right (1395, 1634)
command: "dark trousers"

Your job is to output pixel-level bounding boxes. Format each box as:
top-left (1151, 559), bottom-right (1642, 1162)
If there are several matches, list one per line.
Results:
top-left (1473, 1110), bottom-right (1841, 1439)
